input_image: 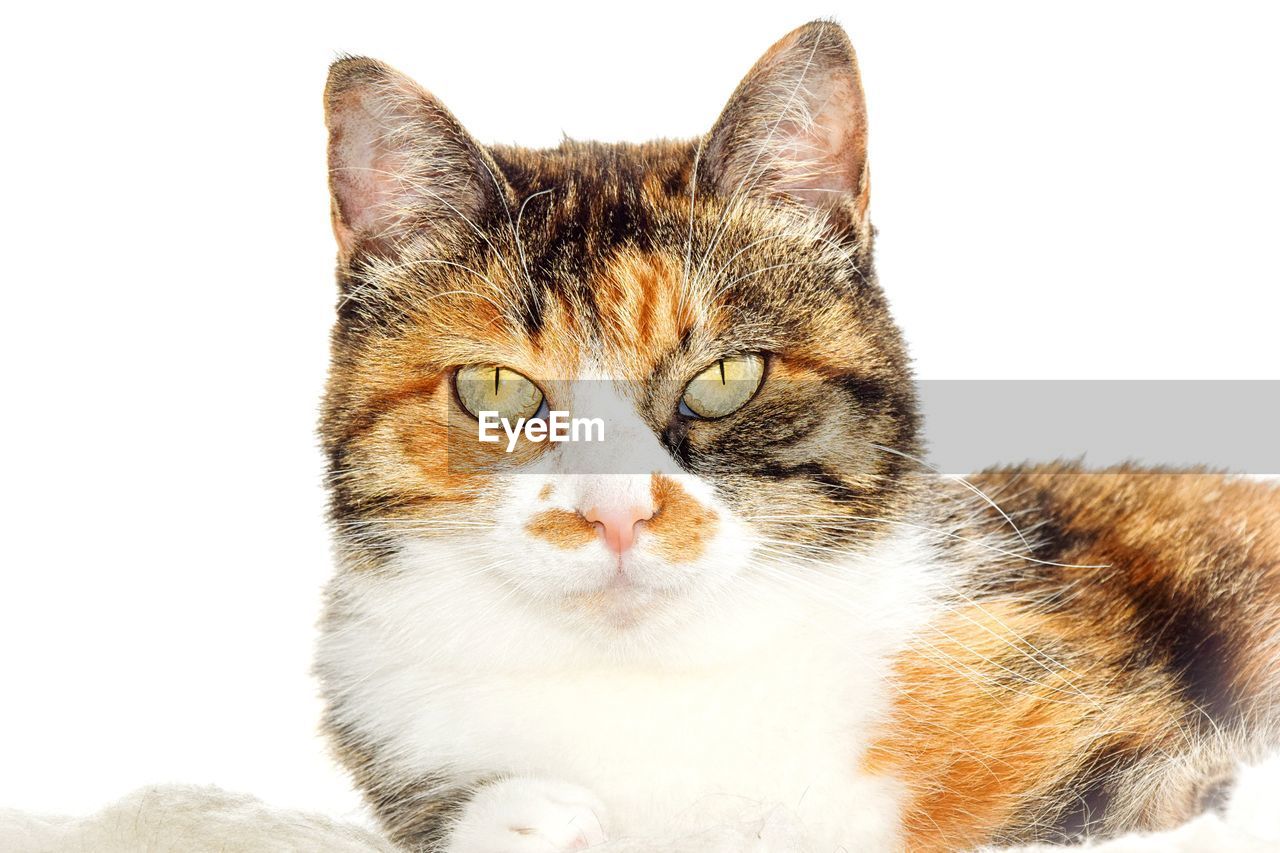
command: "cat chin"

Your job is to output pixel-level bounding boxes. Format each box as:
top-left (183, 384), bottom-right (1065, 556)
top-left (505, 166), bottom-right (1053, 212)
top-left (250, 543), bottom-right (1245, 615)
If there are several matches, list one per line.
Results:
top-left (556, 575), bottom-right (671, 623)
top-left (522, 567), bottom-right (732, 646)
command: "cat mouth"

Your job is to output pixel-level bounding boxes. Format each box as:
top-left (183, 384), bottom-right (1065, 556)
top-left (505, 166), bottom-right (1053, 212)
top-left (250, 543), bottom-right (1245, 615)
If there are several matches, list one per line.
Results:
top-left (559, 569), bottom-right (670, 622)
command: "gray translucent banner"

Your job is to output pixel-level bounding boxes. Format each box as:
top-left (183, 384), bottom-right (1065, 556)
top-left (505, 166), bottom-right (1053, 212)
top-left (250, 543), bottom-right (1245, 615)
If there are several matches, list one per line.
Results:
top-left (444, 380), bottom-right (1279, 475)
top-left (919, 380), bottom-right (1278, 475)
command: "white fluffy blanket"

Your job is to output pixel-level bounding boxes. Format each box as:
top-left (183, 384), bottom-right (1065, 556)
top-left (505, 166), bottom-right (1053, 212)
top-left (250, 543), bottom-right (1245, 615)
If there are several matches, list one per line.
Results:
top-left (4, 756), bottom-right (1279, 852)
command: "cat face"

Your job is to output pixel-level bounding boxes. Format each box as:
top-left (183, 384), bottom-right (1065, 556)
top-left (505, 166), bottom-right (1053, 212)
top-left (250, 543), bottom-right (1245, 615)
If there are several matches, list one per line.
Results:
top-left (321, 23), bottom-right (920, 644)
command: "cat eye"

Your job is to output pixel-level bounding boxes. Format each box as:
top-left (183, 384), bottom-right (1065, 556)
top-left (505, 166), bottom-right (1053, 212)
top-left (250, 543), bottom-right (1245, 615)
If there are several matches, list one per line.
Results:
top-left (680, 353), bottom-right (765, 419)
top-left (455, 365), bottom-right (545, 421)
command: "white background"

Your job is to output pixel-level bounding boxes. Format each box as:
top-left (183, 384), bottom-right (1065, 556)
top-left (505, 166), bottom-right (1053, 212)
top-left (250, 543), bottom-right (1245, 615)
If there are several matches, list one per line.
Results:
top-left (1, 0), bottom-right (1276, 821)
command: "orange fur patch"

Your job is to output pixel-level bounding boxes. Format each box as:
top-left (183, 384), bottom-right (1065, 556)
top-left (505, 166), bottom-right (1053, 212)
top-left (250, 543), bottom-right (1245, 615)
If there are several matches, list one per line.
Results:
top-left (596, 251), bottom-right (702, 375)
top-left (647, 475), bottom-right (719, 562)
top-left (526, 509), bottom-right (597, 550)
top-left (865, 600), bottom-right (1185, 851)
top-left (868, 469), bottom-right (1280, 849)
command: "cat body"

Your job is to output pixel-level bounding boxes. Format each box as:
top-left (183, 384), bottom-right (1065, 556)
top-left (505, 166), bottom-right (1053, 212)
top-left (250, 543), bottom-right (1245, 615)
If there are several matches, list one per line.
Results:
top-left (316, 22), bottom-right (1280, 852)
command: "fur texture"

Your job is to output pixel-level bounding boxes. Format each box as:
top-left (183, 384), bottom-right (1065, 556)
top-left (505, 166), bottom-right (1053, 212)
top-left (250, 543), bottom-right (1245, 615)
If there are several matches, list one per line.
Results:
top-left (310, 19), bottom-right (1280, 853)
top-left (5, 758), bottom-right (1280, 853)
top-left (0, 786), bottom-right (399, 853)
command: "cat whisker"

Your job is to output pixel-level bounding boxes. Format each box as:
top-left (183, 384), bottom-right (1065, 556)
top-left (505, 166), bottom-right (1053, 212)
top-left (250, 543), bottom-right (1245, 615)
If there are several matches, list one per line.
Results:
top-left (708, 261), bottom-right (810, 302)
top-left (868, 443), bottom-right (1034, 552)
top-left (473, 157), bottom-right (544, 320)
top-left (679, 138), bottom-right (706, 324)
top-left (337, 164), bottom-right (526, 299)
top-left (515, 187), bottom-right (555, 293)
top-left (341, 257), bottom-right (513, 317)
top-left (697, 230), bottom-right (860, 307)
top-left (739, 512), bottom-right (1108, 571)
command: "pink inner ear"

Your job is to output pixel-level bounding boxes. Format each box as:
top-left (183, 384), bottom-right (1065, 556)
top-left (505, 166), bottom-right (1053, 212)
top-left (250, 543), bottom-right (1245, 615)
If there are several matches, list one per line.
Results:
top-left (325, 59), bottom-right (504, 260)
top-left (328, 89), bottom-right (401, 253)
top-left (771, 76), bottom-right (867, 210)
top-left (706, 22), bottom-right (871, 228)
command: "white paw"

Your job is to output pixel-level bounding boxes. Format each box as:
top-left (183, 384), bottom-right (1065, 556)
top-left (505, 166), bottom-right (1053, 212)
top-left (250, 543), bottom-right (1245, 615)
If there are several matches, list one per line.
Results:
top-left (447, 777), bottom-right (608, 852)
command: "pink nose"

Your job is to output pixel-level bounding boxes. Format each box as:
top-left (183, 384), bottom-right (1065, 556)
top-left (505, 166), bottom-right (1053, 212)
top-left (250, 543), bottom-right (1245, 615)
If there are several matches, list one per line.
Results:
top-left (582, 505), bottom-right (653, 555)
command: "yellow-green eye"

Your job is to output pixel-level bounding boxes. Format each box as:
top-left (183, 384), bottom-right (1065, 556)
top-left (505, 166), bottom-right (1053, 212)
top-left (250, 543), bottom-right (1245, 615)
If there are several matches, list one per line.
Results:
top-left (455, 365), bottom-right (544, 421)
top-left (681, 353), bottom-right (765, 418)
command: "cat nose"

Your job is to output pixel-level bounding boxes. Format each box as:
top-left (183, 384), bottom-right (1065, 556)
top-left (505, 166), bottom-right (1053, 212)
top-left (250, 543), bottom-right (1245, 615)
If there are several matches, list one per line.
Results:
top-left (582, 505), bottom-right (653, 555)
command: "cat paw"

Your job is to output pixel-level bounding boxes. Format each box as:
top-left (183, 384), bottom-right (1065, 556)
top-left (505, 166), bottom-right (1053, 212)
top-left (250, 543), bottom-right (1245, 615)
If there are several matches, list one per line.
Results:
top-left (446, 777), bottom-right (608, 852)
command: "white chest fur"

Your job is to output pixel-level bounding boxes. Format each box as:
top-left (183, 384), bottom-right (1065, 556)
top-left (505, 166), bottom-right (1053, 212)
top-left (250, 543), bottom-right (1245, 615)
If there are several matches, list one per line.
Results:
top-left (423, 643), bottom-right (898, 845)
top-left (319, 532), bottom-right (943, 849)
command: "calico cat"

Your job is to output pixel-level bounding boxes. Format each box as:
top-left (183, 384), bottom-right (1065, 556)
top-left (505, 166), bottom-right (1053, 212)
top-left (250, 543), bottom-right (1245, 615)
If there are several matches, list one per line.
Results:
top-left (315, 21), bottom-right (1280, 852)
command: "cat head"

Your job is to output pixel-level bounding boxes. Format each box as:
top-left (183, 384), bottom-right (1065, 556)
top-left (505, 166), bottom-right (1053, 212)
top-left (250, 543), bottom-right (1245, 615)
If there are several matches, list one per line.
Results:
top-left (321, 21), bottom-right (921, 652)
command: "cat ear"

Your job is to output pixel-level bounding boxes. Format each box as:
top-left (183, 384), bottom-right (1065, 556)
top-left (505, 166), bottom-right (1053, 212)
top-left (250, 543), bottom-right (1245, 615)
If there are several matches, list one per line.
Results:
top-left (324, 57), bottom-right (510, 260)
top-left (703, 21), bottom-right (870, 238)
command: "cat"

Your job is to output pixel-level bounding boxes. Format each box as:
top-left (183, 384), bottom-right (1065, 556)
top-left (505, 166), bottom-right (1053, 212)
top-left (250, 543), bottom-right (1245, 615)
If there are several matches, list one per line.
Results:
top-left (315, 20), bottom-right (1280, 852)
